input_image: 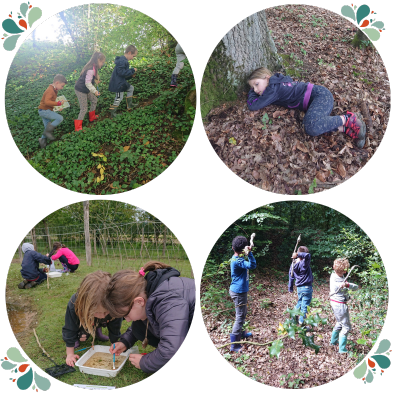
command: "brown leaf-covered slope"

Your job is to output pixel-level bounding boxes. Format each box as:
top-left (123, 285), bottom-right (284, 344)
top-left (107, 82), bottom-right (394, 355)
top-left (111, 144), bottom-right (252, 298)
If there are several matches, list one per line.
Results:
top-left (204, 5), bottom-right (390, 194)
top-left (201, 271), bottom-right (385, 388)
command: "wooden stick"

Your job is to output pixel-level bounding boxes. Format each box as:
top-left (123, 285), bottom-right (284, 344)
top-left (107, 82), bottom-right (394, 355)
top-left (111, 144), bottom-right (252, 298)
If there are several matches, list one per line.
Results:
top-left (47, 273), bottom-right (49, 289)
top-left (217, 334), bottom-right (288, 349)
top-left (33, 328), bottom-right (51, 358)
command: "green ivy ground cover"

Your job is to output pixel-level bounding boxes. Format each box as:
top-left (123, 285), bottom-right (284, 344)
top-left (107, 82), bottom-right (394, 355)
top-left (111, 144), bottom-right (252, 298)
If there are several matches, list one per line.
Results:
top-left (5, 42), bottom-right (195, 194)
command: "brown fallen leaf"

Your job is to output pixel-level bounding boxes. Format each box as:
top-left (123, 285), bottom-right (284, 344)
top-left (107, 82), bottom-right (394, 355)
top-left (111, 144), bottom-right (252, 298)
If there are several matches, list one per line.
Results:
top-left (273, 110), bottom-right (288, 118)
top-left (252, 170), bottom-right (260, 180)
top-left (316, 171), bottom-right (326, 182)
top-left (296, 141), bottom-right (309, 153)
top-left (337, 162), bottom-right (347, 178)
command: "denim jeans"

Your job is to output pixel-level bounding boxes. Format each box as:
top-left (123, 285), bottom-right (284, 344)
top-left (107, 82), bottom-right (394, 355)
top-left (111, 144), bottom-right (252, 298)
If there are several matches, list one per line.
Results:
top-left (229, 290), bottom-right (248, 336)
top-left (38, 109), bottom-right (63, 138)
top-left (295, 286), bottom-right (313, 324)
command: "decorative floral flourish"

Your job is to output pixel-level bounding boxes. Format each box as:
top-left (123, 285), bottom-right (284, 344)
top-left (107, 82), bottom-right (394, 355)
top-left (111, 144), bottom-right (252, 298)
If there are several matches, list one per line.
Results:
top-left (1, 2), bottom-right (42, 51)
top-left (1, 347), bottom-right (51, 391)
top-left (341, 4), bottom-right (385, 41)
top-left (353, 339), bottom-right (392, 383)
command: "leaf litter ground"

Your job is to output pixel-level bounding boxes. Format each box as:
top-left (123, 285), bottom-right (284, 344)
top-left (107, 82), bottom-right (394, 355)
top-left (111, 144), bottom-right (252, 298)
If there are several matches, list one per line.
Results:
top-left (201, 270), bottom-right (387, 388)
top-left (204, 5), bottom-right (390, 194)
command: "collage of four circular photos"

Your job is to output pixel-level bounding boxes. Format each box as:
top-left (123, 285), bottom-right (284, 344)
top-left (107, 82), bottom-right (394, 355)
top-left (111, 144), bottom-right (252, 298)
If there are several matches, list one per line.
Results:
top-left (4, 3), bottom-right (390, 391)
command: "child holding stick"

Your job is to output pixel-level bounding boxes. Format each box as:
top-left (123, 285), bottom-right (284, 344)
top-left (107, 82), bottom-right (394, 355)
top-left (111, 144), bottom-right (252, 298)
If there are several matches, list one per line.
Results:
top-left (47, 242), bottom-right (80, 273)
top-left (104, 261), bottom-right (195, 373)
top-left (247, 68), bottom-right (366, 148)
top-left (37, 74), bottom-right (67, 149)
top-left (108, 45), bottom-right (138, 117)
top-left (288, 246), bottom-right (313, 325)
top-left (18, 243), bottom-right (52, 289)
top-left (229, 236), bottom-right (257, 352)
top-left (74, 52), bottom-right (106, 131)
top-left (62, 271), bottom-right (122, 367)
top-left (329, 258), bottom-right (359, 354)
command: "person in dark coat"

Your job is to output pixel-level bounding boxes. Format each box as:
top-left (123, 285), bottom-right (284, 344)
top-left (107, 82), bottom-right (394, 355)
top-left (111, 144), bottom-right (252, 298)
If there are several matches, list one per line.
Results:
top-left (108, 45), bottom-right (138, 118)
top-left (104, 261), bottom-right (195, 373)
top-left (62, 271), bottom-right (123, 367)
top-left (18, 243), bottom-right (52, 289)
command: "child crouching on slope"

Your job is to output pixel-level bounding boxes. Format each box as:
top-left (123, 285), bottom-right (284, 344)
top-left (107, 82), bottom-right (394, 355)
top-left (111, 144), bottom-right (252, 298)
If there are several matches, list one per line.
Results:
top-left (229, 236), bottom-right (256, 352)
top-left (247, 68), bottom-right (366, 149)
top-left (329, 258), bottom-right (359, 354)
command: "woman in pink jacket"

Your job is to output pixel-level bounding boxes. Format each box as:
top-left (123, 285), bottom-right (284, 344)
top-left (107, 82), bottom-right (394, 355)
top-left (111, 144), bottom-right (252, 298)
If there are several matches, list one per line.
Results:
top-left (48, 242), bottom-right (80, 273)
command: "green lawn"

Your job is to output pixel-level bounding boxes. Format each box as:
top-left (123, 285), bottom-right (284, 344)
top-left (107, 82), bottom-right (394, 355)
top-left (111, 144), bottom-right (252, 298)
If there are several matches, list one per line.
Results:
top-left (6, 257), bottom-right (193, 387)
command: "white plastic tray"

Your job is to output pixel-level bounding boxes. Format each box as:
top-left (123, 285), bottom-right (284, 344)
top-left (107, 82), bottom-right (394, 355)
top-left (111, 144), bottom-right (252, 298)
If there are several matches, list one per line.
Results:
top-left (47, 271), bottom-right (62, 278)
top-left (75, 345), bottom-right (138, 377)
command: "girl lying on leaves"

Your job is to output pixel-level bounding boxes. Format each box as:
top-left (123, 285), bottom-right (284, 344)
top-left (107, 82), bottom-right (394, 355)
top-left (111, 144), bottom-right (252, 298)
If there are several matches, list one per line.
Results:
top-left (247, 68), bottom-right (366, 149)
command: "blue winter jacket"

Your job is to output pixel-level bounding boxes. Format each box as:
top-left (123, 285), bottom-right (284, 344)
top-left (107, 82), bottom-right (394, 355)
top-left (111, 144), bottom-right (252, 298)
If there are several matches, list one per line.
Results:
top-left (288, 252), bottom-right (313, 292)
top-left (20, 243), bottom-right (52, 280)
top-left (247, 73), bottom-right (310, 111)
top-left (230, 252), bottom-right (257, 294)
top-left (108, 55), bottom-right (136, 93)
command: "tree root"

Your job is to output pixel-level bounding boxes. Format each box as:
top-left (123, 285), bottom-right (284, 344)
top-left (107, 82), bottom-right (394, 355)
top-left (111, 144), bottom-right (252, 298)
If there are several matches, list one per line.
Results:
top-left (217, 334), bottom-right (288, 349)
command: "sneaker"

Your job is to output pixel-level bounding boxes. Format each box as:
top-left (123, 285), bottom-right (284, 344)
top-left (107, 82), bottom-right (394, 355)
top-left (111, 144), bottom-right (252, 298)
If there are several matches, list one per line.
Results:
top-left (344, 111), bottom-right (366, 148)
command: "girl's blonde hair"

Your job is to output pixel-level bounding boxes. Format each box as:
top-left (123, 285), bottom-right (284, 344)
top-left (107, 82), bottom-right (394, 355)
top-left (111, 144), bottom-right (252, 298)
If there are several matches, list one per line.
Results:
top-left (80, 52), bottom-right (106, 79)
top-left (248, 67), bottom-right (273, 84)
top-left (74, 271), bottom-right (111, 338)
top-left (333, 258), bottom-right (350, 275)
top-left (103, 261), bottom-right (172, 318)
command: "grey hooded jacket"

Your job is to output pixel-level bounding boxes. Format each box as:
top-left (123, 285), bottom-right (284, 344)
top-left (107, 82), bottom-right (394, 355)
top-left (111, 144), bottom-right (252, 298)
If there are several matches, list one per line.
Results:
top-left (120, 275), bottom-right (195, 373)
top-left (330, 272), bottom-right (358, 302)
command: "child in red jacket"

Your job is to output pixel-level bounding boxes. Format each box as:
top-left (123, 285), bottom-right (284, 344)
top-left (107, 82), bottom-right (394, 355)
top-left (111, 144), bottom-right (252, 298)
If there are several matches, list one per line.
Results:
top-left (47, 242), bottom-right (80, 273)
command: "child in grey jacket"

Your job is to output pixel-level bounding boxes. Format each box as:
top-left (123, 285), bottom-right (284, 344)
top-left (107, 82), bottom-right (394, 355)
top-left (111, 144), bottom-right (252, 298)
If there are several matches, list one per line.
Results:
top-left (329, 258), bottom-right (359, 354)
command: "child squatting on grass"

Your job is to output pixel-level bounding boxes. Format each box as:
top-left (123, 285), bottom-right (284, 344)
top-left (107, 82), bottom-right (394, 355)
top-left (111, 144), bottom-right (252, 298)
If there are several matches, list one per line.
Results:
top-left (329, 258), bottom-right (359, 354)
top-left (108, 45), bottom-right (138, 118)
top-left (37, 74), bottom-right (67, 149)
top-left (18, 243), bottom-right (52, 289)
top-left (74, 52), bottom-right (106, 131)
top-left (229, 236), bottom-right (257, 352)
top-left (47, 242), bottom-right (80, 273)
top-left (288, 246), bottom-right (314, 326)
top-left (247, 68), bottom-right (367, 149)
top-left (62, 271), bottom-right (122, 367)
top-left (104, 261), bottom-right (195, 373)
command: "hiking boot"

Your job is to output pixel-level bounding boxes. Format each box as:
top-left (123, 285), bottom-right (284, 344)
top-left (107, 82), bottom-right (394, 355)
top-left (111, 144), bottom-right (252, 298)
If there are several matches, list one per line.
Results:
top-left (18, 279), bottom-right (29, 289)
top-left (38, 137), bottom-right (47, 149)
top-left (170, 74), bottom-right (177, 87)
top-left (126, 96), bottom-right (138, 110)
top-left (25, 281), bottom-right (37, 289)
top-left (344, 111), bottom-right (366, 148)
top-left (88, 110), bottom-right (99, 122)
top-left (43, 122), bottom-right (56, 141)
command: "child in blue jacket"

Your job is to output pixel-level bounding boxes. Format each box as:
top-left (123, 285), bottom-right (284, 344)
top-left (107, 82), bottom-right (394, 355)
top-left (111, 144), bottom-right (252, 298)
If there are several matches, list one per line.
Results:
top-left (288, 246), bottom-right (313, 324)
top-left (18, 243), bottom-right (52, 289)
top-left (229, 236), bottom-right (257, 352)
top-left (247, 68), bottom-right (366, 149)
top-left (109, 45), bottom-right (138, 118)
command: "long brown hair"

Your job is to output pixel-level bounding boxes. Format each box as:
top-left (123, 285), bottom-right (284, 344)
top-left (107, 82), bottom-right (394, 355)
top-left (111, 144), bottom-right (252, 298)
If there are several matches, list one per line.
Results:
top-left (248, 67), bottom-right (273, 84)
top-left (74, 271), bottom-right (111, 337)
top-left (80, 51), bottom-right (105, 79)
top-left (48, 241), bottom-right (66, 257)
top-left (103, 261), bottom-right (171, 318)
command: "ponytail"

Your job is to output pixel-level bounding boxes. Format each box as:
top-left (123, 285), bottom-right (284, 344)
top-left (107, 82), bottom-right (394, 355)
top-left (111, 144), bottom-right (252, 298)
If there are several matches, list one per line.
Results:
top-left (49, 241), bottom-right (66, 257)
top-left (80, 51), bottom-right (105, 79)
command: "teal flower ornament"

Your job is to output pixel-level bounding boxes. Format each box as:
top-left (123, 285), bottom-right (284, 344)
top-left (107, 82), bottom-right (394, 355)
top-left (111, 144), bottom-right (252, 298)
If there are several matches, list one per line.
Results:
top-left (2, 2), bottom-right (42, 51)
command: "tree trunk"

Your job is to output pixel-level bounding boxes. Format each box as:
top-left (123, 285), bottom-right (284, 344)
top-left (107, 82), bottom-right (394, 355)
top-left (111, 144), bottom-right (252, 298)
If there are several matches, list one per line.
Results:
top-left (59, 11), bottom-right (83, 60)
top-left (201, 10), bottom-right (282, 118)
top-left (31, 228), bottom-right (37, 251)
top-left (43, 218), bottom-right (52, 250)
top-left (162, 226), bottom-right (167, 257)
top-left (83, 201), bottom-right (92, 266)
top-left (18, 243), bottom-right (23, 263)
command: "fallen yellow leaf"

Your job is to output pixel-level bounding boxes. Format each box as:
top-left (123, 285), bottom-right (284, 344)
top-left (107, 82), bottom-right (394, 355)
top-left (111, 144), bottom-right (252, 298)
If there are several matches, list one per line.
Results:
top-left (123, 146), bottom-right (130, 152)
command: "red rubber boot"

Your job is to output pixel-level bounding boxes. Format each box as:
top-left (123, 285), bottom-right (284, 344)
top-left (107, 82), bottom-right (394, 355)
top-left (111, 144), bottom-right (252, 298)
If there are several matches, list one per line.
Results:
top-left (74, 120), bottom-right (83, 131)
top-left (88, 110), bottom-right (99, 122)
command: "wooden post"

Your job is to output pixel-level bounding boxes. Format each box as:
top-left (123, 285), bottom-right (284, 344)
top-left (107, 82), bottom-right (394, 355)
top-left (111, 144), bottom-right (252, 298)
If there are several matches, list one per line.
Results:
top-left (163, 226), bottom-right (167, 257)
top-left (140, 225), bottom-right (145, 258)
top-left (43, 218), bottom-right (52, 250)
top-left (84, 201), bottom-right (92, 266)
top-left (93, 230), bottom-right (97, 255)
top-left (31, 228), bottom-right (37, 251)
top-left (18, 243), bottom-right (23, 263)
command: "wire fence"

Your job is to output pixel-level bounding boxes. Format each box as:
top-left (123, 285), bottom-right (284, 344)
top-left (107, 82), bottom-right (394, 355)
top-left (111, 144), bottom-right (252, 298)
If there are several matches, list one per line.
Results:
top-left (15, 221), bottom-right (188, 269)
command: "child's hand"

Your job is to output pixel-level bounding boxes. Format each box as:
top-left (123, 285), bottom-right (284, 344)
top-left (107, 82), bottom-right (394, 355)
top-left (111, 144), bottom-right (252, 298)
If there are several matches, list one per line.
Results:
top-left (109, 341), bottom-right (127, 356)
top-left (43, 267), bottom-right (49, 273)
top-left (66, 354), bottom-right (79, 367)
top-left (60, 100), bottom-right (65, 105)
top-left (129, 354), bottom-right (143, 369)
top-left (292, 252), bottom-right (298, 259)
top-left (80, 334), bottom-right (87, 342)
top-left (46, 253), bottom-right (49, 257)
top-left (95, 91), bottom-right (100, 96)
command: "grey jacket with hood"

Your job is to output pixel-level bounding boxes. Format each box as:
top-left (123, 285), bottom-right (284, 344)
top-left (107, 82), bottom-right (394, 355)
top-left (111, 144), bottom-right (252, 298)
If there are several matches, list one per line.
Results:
top-left (330, 272), bottom-right (358, 302)
top-left (120, 268), bottom-right (195, 373)
top-left (21, 243), bottom-right (52, 280)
